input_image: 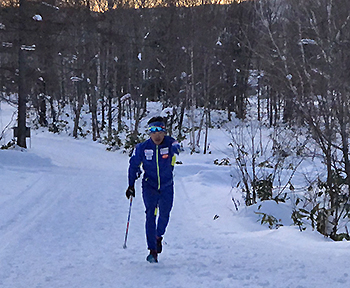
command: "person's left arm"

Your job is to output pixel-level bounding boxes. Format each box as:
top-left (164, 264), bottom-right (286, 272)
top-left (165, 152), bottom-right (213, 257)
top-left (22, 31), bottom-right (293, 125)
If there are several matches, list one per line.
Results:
top-left (127, 144), bottom-right (143, 198)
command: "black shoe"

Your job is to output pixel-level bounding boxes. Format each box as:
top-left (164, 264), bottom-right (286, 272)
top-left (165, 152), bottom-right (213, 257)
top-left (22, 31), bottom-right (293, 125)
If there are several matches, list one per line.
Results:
top-left (156, 236), bottom-right (163, 254)
top-left (146, 250), bottom-right (158, 263)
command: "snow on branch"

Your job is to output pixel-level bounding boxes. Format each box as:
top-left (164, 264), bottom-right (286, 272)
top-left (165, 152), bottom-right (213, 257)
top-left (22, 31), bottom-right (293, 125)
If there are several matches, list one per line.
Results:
top-left (121, 93), bottom-right (131, 102)
top-left (42, 2), bottom-right (59, 10)
top-left (160, 107), bottom-right (174, 117)
top-left (33, 14), bottom-right (43, 21)
top-left (299, 39), bottom-right (317, 45)
top-left (70, 76), bottom-right (83, 82)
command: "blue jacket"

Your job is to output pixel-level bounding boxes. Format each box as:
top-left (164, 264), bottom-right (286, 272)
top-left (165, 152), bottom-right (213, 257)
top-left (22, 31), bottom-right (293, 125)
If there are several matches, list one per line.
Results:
top-left (128, 136), bottom-right (180, 190)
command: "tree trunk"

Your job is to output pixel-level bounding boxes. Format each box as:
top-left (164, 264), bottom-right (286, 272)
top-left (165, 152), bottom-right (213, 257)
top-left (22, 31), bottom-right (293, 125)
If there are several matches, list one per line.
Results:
top-left (17, 0), bottom-right (27, 148)
top-left (90, 85), bottom-right (99, 141)
top-left (73, 81), bottom-right (83, 138)
top-left (189, 48), bottom-right (196, 152)
top-left (107, 92), bottom-right (112, 140)
top-left (178, 100), bottom-right (185, 140)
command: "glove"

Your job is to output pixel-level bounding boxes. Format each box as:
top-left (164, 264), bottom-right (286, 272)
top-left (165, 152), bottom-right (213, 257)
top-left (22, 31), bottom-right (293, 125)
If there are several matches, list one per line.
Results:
top-left (126, 186), bottom-right (135, 199)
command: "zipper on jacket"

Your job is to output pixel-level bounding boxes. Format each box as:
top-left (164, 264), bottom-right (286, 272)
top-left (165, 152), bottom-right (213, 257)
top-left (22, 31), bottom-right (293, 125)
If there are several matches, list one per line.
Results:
top-left (156, 145), bottom-right (160, 190)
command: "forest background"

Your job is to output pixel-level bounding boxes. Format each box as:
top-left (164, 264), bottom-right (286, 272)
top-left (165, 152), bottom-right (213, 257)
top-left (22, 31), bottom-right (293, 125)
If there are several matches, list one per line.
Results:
top-left (1, 0), bottom-right (350, 240)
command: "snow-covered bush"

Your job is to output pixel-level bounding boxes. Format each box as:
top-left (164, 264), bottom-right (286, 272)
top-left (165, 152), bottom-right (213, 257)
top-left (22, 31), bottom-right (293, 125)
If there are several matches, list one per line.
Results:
top-left (228, 117), bottom-right (350, 240)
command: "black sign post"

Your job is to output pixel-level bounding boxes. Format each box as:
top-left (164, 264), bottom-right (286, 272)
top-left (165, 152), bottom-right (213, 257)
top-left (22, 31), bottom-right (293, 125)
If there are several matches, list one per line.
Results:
top-left (13, 126), bottom-right (31, 148)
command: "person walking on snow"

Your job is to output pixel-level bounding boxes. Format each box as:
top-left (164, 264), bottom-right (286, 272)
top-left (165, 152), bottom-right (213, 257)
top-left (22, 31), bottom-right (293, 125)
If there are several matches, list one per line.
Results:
top-left (126, 116), bottom-right (181, 263)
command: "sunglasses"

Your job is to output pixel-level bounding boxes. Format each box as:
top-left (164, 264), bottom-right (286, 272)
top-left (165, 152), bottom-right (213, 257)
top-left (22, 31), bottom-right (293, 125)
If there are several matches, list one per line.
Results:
top-left (148, 126), bottom-right (166, 133)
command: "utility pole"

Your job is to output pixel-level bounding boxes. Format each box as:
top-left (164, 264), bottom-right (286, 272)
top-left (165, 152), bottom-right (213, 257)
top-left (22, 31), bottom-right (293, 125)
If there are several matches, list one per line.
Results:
top-left (17, 0), bottom-right (27, 148)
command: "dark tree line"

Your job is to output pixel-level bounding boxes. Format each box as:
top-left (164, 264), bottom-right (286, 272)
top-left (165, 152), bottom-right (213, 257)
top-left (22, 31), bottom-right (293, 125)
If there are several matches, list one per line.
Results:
top-left (0, 0), bottom-right (253, 150)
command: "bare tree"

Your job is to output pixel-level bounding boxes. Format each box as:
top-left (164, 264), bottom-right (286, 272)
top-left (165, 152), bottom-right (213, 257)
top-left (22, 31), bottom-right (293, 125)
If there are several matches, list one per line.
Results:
top-left (252, 0), bottom-right (350, 239)
top-left (17, 0), bottom-right (28, 148)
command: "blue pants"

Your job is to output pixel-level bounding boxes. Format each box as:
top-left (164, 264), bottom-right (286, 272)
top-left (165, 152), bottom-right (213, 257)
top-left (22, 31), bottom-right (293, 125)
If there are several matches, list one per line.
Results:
top-left (142, 183), bottom-right (174, 250)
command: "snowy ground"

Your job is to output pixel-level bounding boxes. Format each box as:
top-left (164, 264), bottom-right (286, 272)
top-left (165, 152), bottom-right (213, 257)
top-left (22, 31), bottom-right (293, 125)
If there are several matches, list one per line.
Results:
top-left (1, 102), bottom-right (350, 288)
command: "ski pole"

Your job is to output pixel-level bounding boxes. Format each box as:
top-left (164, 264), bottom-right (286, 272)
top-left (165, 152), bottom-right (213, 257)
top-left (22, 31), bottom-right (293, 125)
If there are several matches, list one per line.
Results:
top-left (123, 196), bottom-right (133, 249)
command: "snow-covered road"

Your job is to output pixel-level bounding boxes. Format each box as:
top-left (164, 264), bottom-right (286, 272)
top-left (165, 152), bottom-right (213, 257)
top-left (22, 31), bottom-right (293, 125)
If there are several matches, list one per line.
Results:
top-left (1, 130), bottom-right (350, 288)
